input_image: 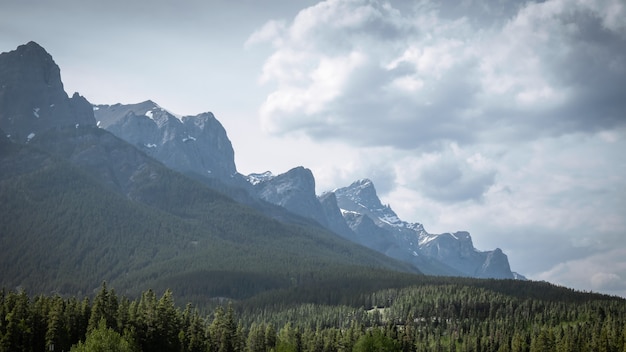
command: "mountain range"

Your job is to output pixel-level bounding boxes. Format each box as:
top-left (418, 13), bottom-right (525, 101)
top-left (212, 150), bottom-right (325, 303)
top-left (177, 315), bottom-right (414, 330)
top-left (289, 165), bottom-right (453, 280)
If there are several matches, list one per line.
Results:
top-left (91, 82), bottom-right (524, 280)
top-left (1, 41), bottom-right (522, 300)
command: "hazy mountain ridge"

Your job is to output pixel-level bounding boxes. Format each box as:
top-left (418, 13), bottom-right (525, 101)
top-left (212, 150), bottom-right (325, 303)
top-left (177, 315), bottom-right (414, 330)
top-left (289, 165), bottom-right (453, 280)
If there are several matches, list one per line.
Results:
top-left (0, 41), bottom-right (420, 299)
top-left (93, 92), bottom-right (523, 278)
top-left (250, 169), bottom-right (523, 279)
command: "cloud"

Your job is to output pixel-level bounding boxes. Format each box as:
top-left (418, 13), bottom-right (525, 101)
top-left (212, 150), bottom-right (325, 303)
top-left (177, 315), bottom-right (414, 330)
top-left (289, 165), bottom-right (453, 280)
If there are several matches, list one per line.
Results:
top-left (378, 129), bottom-right (626, 281)
top-left (250, 0), bottom-right (626, 150)
top-left (245, 20), bottom-right (287, 48)
top-left (537, 248), bottom-right (626, 297)
top-left (392, 143), bottom-right (497, 203)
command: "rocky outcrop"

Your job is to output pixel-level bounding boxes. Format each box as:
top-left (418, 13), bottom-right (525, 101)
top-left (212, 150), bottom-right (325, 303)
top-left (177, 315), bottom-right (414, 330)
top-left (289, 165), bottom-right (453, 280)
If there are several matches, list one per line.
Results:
top-left (0, 41), bottom-right (95, 142)
top-left (93, 101), bottom-right (237, 181)
top-left (252, 167), bottom-right (328, 227)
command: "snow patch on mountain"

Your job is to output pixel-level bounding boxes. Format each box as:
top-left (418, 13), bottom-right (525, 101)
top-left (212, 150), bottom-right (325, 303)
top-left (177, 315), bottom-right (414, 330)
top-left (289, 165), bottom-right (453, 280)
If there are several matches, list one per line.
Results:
top-left (246, 171), bottom-right (275, 185)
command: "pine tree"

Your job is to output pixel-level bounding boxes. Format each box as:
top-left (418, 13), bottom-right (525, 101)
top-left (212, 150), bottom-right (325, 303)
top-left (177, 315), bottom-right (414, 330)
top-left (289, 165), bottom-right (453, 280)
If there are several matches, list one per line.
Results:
top-left (87, 282), bottom-right (118, 331)
top-left (209, 304), bottom-right (238, 352)
top-left (71, 318), bottom-right (133, 352)
top-left (155, 289), bottom-right (180, 352)
top-left (45, 296), bottom-right (68, 352)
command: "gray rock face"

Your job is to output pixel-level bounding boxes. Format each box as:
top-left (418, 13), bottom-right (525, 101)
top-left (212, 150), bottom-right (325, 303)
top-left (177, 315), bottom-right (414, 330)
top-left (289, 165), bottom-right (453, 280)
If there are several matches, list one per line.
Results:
top-left (252, 167), bottom-right (329, 227)
top-left (0, 41), bottom-right (95, 142)
top-left (333, 179), bottom-right (517, 279)
top-left (0, 43), bottom-right (180, 199)
top-left (93, 101), bottom-right (237, 181)
top-left (318, 192), bottom-right (356, 239)
top-left (419, 231), bottom-right (513, 279)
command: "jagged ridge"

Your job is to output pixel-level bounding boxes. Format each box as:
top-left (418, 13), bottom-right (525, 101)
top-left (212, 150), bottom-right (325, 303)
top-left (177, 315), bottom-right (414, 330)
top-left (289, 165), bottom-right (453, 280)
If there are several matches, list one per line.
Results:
top-left (332, 179), bottom-right (520, 279)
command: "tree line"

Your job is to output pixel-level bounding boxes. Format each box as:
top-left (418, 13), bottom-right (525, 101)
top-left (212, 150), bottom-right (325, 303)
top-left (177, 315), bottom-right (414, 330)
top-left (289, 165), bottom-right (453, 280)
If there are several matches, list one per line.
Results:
top-left (1, 281), bottom-right (625, 352)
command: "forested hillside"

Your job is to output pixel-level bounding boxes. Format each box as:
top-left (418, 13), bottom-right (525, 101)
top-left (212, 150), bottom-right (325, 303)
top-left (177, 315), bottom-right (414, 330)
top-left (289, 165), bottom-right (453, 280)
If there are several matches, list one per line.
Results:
top-left (1, 280), bottom-right (624, 352)
top-left (0, 132), bottom-right (418, 301)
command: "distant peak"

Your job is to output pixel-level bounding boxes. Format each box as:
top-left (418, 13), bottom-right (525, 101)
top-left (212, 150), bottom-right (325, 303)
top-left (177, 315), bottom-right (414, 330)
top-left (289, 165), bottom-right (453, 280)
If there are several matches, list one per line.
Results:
top-left (353, 178), bottom-right (373, 186)
top-left (12, 41), bottom-right (53, 59)
top-left (346, 178), bottom-right (376, 193)
top-left (287, 166), bottom-right (311, 175)
top-left (25, 41), bottom-right (44, 48)
top-left (1, 41), bottom-right (60, 86)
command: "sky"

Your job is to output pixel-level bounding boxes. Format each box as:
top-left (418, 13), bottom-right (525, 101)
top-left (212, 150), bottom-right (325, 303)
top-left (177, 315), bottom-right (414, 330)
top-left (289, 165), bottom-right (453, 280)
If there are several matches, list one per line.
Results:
top-left (2, 0), bottom-right (625, 297)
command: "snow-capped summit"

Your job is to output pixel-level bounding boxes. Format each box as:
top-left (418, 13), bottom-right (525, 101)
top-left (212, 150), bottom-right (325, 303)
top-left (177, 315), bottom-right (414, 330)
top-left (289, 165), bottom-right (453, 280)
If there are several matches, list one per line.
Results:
top-left (329, 179), bottom-right (519, 279)
top-left (334, 179), bottom-right (425, 233)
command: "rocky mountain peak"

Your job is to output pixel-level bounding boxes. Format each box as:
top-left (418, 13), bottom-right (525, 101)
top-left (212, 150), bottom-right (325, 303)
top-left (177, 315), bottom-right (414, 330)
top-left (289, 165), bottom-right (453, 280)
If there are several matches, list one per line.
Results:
top-left (332, 178), bottom-right (519, 279)
top-left (8, 41), bottom-right (60, 86)
top-left (93, 101), bottom-right (237, 180)
top-left (334, 178), bottom-right (411, 230)
top-left (335, 179), bottom-right (381, 210)
top-left (253, 166), bottom-right (328, 227)
top-left (0, 41), bottom-right (95, 142)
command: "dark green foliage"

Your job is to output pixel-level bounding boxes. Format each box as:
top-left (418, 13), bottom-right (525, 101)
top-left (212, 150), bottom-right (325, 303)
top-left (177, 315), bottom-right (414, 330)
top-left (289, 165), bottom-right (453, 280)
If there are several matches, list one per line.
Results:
top-left (0, 136), bottom-right (417, 304)
top-left (353, 330), bottom-right (401, 352)
top-left (70, 318), bottom-right (134, 352)
top-left (1, 282), bottom-right (624, 352)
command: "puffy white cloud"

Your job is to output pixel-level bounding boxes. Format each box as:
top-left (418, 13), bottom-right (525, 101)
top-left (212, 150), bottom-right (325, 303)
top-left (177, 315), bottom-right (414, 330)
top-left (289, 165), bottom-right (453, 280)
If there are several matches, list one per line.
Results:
top-left (251, 0), bottom-right (626, 149)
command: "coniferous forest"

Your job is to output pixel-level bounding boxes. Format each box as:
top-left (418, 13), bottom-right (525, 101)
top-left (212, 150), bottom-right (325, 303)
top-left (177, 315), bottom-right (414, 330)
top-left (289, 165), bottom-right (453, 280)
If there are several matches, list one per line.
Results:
top-left (2, 279), bottom-right (625, 352)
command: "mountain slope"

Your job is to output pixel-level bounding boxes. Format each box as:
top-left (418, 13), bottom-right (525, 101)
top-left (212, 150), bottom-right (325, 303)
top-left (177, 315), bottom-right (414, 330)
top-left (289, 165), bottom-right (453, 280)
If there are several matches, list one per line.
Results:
top-left (91, 102), bottom-right (322, 228)
top-left (0, 124), bottom-right (421, 299)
